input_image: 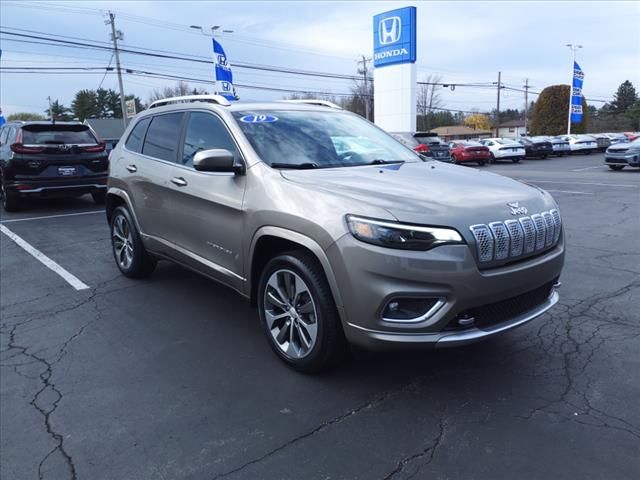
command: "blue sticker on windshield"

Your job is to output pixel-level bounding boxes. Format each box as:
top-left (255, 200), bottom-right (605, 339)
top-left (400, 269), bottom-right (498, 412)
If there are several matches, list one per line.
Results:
top-left (240, 114), bottom-right (278, 123)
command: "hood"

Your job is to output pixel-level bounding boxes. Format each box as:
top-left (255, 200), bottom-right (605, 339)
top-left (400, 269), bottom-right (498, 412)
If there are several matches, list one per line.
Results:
top-left (280, 161), bottom-right (555, 235)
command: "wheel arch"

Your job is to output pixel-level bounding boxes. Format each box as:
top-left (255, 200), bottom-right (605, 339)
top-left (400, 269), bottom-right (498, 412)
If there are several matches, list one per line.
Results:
top-left (247, 227), bottom-right (345, 316)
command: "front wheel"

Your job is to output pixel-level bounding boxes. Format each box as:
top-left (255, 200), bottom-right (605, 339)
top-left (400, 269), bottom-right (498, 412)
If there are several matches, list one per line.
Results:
top-left (110, 206), bottom-right (157, 278)
top-left (489, 153), bottom-right (496, 163)
top-left (258, 252), bottom-right (349, 372)
top-left (451, 154), bottom-right (458, 164)
top-left (608, 165), bottom-right (625, 171)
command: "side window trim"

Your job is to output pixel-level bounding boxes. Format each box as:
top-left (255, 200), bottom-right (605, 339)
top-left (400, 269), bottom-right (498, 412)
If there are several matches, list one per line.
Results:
top-left (178, 110), bottom-right (246, 171)
top-left (141, 112), bottom-right (187, 163)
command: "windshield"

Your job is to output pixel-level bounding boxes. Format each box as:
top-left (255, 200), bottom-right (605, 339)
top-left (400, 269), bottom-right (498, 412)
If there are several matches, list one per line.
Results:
top-left (495, 138), bottom-right (517, 145)
top-left (232, 110), bottom-right (420, 168)
top-left (416, 135), bottom-right (445, 145)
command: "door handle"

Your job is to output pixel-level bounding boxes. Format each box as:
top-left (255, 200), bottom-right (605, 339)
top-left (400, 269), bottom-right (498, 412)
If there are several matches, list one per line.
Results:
top-left (171, 177), bottom-right (188, 187)
top-left (126, 164), bottom-right (137, 173)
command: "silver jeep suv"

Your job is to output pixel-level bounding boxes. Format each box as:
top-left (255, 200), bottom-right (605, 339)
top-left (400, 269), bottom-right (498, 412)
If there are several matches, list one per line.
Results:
top-left (107, 95), bottom-right (564, 372)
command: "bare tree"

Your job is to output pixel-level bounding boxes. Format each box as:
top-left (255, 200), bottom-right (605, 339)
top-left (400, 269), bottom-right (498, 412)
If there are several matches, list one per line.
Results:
top-left (417, 74), bottom-right (443, 130)
top-left (148, 81), bottom-right (208, 103)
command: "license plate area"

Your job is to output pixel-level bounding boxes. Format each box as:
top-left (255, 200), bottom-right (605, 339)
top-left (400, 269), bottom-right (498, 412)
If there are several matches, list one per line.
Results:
top-left (58, 166), bottom-right (77, 176)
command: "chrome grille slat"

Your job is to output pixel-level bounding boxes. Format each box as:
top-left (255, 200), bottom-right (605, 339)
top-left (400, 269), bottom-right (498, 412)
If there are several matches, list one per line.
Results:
top-left (551, 209), bottom-right (562, 243)
top-left (489, 222), bottom-right (510, 260)
top-left (472, 209), bottom-right (562, 264)
top-left (531, 214), bottom-right (547, 250)
top-left (542, 212), bottom-right (555, 247)
top-left (470, 225), bottom-right (494, 262)
top-left (519, 216), bottom-right (536, 254)
top-left (505, 219), bottom-right (524, 257)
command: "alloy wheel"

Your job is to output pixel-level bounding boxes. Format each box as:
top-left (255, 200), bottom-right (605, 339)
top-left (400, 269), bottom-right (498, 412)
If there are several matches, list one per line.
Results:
top-left (112, 214), bottom-right (135, 270)
top-left (263, 269), bottom-right (318, 359)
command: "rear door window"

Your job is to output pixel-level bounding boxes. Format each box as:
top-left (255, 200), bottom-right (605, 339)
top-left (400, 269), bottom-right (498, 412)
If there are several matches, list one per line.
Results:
top-left (142, 113), bottom-right (185, 162)
top-left (0, 127), bottom-right (8, 145)
top-left (181, 112), bottom-right (239, 167)
top-left (125, 117), bottom-right (151, 153)
top-left (21, 125), bottom-right (98, 145)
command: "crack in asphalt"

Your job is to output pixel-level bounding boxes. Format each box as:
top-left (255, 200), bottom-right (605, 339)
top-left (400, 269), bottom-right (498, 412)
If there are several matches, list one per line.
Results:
top-left (382, 413), bottom-right (447, 480)
top-left (210, 378), bottom-right (429, 480)
top-left (1, 288), bottom-right (104, 480)
top-left (513, 280), bottom-right (640, 439)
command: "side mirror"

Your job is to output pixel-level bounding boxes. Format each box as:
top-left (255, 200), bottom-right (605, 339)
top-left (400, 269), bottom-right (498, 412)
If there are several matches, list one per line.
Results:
top-left (193, 149), bottom-right (243, 174)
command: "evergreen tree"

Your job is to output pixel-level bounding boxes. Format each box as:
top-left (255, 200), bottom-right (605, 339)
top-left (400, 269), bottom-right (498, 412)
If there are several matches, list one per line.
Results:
top-left (611, 80), bottom-right (638, 113)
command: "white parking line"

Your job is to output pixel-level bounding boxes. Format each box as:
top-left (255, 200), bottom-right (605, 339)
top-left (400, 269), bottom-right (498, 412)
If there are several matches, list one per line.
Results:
top-left (518, 179), bottom-right (637, 188)
top-left (571, 166), bottom-right (605, 172)
top-left (545, 189), bottom-right (593, 195)
top-left (0, 224), bottom-right (90, 290)
top-left (0, 210), bottom-right (104, 224)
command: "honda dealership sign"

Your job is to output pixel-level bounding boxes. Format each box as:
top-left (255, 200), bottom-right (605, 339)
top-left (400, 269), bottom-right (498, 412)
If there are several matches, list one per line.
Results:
top-left (373, 7), bottom-right (416, 67)
top-left (373, 6), bottom-right (417, 132)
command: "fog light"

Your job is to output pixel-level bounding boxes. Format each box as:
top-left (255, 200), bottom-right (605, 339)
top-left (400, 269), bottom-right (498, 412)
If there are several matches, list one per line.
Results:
top-left (382, 297), bottom-right (445, 323)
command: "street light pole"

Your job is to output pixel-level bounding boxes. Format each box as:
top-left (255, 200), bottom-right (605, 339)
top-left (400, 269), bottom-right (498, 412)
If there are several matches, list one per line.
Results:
top-left (566, 43), bottom-right (582, 135)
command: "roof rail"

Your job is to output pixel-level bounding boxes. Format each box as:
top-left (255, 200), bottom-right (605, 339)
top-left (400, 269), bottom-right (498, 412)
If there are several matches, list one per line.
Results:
top-left (283, 99), bottom-right (342, 109)
top-left (148, 94), bottom-right (231, 109)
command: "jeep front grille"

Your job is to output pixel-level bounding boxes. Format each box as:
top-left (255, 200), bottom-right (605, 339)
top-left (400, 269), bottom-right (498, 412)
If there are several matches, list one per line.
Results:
top-left (470, 209), bottom-right (561, 264)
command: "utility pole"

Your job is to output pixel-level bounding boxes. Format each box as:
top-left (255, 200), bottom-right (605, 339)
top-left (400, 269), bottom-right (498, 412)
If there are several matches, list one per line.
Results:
top-left (47, 96), bottom-right (53, 122)
top-left (565, 44), bottom-right (582, 135)
top-left (523, 78), bottom-right (530, 134)
top-left (495, 71), bottom-right (501, 136)
top-left (357, 56), bottom-right (371, 120)
top-left (106, 12), bottom-right (127, 128)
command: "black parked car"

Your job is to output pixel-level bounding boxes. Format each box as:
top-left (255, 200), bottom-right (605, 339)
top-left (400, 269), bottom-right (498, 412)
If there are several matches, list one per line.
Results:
top-left (0, 121), bottom-right (108, 211)
top-left (390, 132), bottom-right (452, 162)
top-left (516, 137), bottom-right (554, 159)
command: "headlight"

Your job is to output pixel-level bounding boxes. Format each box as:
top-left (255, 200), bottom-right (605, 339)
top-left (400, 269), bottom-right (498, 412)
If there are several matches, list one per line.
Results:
top-left (346, 215), bottom-right (464, 251)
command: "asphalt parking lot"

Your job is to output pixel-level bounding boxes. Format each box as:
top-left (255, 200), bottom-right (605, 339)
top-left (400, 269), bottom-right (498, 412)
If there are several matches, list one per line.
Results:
top-left (1, 152), bottom-right (639, 480)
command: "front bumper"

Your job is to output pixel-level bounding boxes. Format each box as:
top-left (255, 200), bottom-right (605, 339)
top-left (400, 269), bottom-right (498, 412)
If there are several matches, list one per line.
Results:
top-left (605, 152), bottom-right (640, 166)
top-left (327, 233), bottom-right (565, 350)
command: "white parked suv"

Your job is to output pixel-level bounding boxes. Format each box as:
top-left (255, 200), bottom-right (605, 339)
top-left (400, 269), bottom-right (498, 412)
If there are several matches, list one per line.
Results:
top-left (480, 138), bottom-right (525, 163)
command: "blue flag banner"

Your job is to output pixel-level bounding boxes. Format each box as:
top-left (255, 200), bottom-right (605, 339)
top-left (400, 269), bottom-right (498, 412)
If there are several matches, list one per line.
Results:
top-left (213, 39), bottom-right (236, 101)
top-left (570, 61), bottom-right (584, 123)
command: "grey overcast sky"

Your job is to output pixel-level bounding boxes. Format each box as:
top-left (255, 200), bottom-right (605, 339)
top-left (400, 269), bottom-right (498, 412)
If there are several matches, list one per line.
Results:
top-left (1, 0), bottom-right (639, 116)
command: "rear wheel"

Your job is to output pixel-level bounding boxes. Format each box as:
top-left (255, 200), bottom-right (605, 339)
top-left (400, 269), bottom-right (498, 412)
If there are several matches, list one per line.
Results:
top-left (541, 154), bottom-right (548, 159)
top-left (608, 165), bottom-right (625, 171)
top-left (92, 191), bottom-right (107, 205)
top-left (0, 180), bottom-right (21, 212)
top-left (478, 160), bottom-right (486, 166)
top-left (110, 206), bottom-right (157, 278)
top-left (258, 251), bottom-right (349, 372)
top-left (512, 157), bottom-right (521, 163)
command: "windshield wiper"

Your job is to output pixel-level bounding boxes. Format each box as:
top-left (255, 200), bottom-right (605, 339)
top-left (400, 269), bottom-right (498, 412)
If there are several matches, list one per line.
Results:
top-left (270, 162), bottom-right (319, 169)
top-left (367, 159), bottom-right (405, 165)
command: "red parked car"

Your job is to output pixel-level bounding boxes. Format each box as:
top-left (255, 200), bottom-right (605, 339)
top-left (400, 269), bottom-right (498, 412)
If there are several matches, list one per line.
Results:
top-left (623, 132), bottom-right (639, 141)
top-left (448, 140), bottom-right (491, 166)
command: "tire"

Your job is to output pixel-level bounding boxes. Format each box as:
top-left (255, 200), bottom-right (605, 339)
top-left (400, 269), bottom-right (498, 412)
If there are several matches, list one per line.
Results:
top-left (451, 154), bottom-right (458, 165)
top-left (92, 191), bottom-right (107, 205)
top-left (489, 153), bottom-right (495, 163)
top-left (541, 154), bottom-right (548, 159)
top-left (110, 206), bottom-right (157, 278)
top-left (512, 158), bottom-right (521, 163)
top-left (478, 160), bottom-right (486, 166)
top-left (0, 179), bottom-right (21, 212)
top-left (608, 165), bottom-right (625, 171)
top-left (257, 251), bottom-right (349, 373)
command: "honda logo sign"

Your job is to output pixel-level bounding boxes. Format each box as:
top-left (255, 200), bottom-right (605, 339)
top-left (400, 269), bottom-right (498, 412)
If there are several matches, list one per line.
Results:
top-left (373, 7), bottom-right (416, 68)
top-left (379, 16), bottom-right (401, 45)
